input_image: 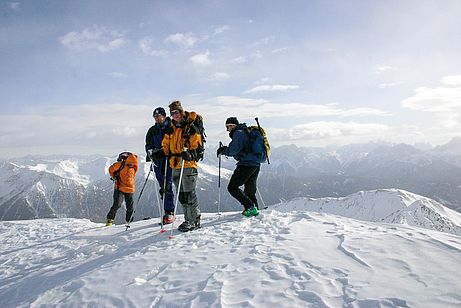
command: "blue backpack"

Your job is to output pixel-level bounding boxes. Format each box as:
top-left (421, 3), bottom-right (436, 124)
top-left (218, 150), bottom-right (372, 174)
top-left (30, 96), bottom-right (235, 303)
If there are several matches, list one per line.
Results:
top-left (246, 126), bottom-right (270, 163)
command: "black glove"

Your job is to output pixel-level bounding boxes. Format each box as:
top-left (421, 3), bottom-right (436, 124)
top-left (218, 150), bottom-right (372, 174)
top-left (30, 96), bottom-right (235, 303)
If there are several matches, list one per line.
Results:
top-left (159, 188), bottom-right (164, 199)
top-left (217, 146), bottom-right (226, 157)
top-left (150, 148), bottom-right (165, 160)
top-left (181, 150), bottom-right (195, 161)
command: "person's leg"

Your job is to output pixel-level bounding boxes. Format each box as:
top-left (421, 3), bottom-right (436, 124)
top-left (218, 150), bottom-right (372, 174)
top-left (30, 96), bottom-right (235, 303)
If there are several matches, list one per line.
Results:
top-left (178, 168), bottom-right (201, 231)
top-left (164, 164), bottom-right (175, 213)
top-left (107, 189), bottom-right (123, 220)
top-left (124, 192), bottom-right (134, 222)
top-left (227, 165), bottom-right (256, 209)
top-left (243, 166), bottom-right (260, 209)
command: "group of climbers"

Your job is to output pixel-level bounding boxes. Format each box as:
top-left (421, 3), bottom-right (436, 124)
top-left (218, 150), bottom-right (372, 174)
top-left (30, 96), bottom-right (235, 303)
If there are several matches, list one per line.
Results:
top-left (105, 100), bottom-right (267, 231)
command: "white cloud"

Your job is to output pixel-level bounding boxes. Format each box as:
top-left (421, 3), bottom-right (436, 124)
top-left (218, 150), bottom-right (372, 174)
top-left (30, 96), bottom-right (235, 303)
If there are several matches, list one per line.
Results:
top-left (379, 83), bottom-right (401, 89)
top-left (402, 86), bottom-right (461, 112)
top-left (110, 72), bottom-right (128, 78)
top-left (245, 84), bottom-right (300, 94)
top-left (254, 77), bottom-right (272, 85)
top-left (138, 37), bottom-right (167, 56)
top-left (9, 2), bottom-right (20, 11)
top-left (374, 64), bottom-right (397, 74)
top-left (251, 36), bottom-right (274, 47)
top-left (441, 75), bottom-right (461, 86)
top-left (0, 104), bottom-right (152, 156)
top-left (190, 50), bottom-right (211, 65)
top-left (214, 25), bottom-right (230, 35)
top-left (60, 26), bottom-right (128, 52)
top-left (271, 47), bottom-right (288, 54)
top-left (285, 121), bottom-right (391, 141)
top-left (195, 96), bottom-right (389, 127)
top-left (165, 32), bottom-right (199, 48)
top-left (210, 72), bottom-right (230, 81)
top-left (230, 56), bottom-right (247, 64)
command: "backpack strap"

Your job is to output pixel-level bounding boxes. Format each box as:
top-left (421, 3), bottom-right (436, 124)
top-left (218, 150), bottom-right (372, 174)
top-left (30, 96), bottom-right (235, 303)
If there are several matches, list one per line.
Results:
top-left (113, 160), bottom-right (126, 190)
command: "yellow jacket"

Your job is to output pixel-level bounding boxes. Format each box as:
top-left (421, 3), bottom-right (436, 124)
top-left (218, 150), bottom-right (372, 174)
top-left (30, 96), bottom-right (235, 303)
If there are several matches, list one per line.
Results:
top-left (162, 111), bottom-right (202, 169)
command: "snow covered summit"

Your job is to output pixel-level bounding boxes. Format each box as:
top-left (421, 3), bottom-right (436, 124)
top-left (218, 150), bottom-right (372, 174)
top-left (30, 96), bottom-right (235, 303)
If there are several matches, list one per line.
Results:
top-left (1, 207), bottom-right (460, 307)
top-left (276, 189), bottom-right (461, 236)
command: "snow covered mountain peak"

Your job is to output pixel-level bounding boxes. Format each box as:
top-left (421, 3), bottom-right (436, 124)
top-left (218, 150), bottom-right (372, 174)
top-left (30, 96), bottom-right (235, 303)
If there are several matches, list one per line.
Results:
top-left (276, 189), bottom-right (461, 235)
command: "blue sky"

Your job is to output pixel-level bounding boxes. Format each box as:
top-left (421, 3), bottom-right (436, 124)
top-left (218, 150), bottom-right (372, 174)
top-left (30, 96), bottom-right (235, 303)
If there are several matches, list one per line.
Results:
top-left (1, 0), bottom-right (461, 158)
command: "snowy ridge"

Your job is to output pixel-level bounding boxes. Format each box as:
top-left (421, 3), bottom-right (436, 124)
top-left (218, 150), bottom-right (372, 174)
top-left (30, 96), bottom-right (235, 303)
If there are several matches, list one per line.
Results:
top-left (1, 210), bottom-right (460, 307)
top-left (275, 189), bottom-right (461, 235)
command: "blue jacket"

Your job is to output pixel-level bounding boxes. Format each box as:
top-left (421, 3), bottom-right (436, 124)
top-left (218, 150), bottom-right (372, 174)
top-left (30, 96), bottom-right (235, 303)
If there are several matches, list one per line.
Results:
top-left (223, 123), bottom-right (261, 166)
top-left (145, 117), bottom-right (171, 162)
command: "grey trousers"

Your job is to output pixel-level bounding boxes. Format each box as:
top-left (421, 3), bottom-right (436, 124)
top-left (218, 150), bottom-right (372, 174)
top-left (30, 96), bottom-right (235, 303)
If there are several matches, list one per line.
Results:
top-left (172, 167), bottom-right (201, 223)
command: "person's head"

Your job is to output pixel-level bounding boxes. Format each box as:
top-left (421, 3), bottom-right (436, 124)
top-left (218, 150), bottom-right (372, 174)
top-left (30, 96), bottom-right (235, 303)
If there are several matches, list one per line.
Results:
top-left (153, 107), bottom-right (166, 124)
top-left (225, 117), bottom-right (239, 132)
top-left (168, 100), bottom-right (185, 123)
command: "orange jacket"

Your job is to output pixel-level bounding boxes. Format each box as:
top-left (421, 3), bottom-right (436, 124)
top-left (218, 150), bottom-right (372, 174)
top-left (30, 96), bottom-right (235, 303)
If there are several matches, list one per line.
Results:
top-left (109, 154), bottom-right (138, 193)
top-left (162, 111), bottom-right (202, 169)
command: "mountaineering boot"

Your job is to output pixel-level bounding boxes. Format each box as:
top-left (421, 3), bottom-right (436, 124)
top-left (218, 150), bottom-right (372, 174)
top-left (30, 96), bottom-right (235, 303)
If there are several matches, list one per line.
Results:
top-left (178, 221), bottom-right (192, 232)
top-left (178, 216), bottom-right (200, 232)
top-left (163, 212), bottom-right (176, 225)
top-left (242, 206), bottom-right (259, 217)
top-left (106, 219), bottom-right (114, 226)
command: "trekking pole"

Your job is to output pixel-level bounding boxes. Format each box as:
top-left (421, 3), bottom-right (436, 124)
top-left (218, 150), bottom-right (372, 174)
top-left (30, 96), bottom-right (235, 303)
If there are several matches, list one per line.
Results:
top-left (126, 162), bottom-right (152, 230)
top-left (217, 141), bottom-right (222, 216)
top-left (159, 155), bottom-right (169, 233)
top-left (151, 162), bottom-right (164, 230)
top-left (257, 186), bottom-right (268, 210)
top-left (169, 157), bottom-right (186, 239)
top-left (255, 117), bottom-right (270, 164)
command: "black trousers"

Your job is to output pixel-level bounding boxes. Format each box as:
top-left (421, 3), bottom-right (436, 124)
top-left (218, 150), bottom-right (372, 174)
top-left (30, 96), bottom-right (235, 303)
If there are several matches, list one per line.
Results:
top-left (106, 189), bottom-right (134, 222)
top-left (227, 165), bottom-right (260, 210)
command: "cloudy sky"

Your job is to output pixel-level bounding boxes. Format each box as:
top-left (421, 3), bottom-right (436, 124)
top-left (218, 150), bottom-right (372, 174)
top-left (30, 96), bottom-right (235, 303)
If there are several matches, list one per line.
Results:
top-left (1, 0), bottom-right (461, 158)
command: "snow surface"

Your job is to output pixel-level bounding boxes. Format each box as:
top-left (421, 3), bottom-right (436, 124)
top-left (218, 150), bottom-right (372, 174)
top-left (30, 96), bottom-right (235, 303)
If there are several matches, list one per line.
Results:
top-left (1, 208), bottom-right (460, 307)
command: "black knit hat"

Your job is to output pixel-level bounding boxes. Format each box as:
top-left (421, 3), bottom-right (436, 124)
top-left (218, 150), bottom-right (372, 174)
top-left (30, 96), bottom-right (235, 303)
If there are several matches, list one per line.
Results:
top-left (153, 107), bottom-right (166, 117)
top-left (225, 117), bottom-right (239, 125)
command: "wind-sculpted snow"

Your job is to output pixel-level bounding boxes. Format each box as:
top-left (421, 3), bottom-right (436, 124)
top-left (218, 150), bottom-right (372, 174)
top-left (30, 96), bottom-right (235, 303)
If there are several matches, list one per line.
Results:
top-left (275, 189), bottom-right (461, 236)
top-left (1, 211), bottom-right (460, 307)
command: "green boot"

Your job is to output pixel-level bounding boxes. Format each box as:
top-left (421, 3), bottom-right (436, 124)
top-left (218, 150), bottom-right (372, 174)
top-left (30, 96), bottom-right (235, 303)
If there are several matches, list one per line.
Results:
top-left (243, 206), bottom-right (259, 217)
top-left (106, 219), bottom-right (114, 226)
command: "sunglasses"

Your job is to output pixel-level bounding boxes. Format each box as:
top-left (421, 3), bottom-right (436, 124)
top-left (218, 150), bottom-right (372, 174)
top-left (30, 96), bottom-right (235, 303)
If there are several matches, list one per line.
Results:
top-left (226, 124), bottom-right (236, 129)
top-left (170, 110), bottom-right (181, 116)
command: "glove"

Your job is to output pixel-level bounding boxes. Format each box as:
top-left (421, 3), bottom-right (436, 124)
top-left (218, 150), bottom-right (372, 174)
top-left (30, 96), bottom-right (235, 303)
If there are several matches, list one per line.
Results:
top-left (159, 188), bottom-right (164, 199)
top-left (181, 150), bottom-right (194, 161)
top-left (216, 146), bottom-right (226, 157)
top-left (150, 148), bottom-right (165, 160)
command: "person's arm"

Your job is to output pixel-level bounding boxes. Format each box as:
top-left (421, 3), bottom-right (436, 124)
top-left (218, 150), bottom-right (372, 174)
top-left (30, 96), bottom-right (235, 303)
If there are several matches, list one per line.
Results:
top-left (223, 130), bottom-right (247, 157)
top-left (108, 163), bottom-right (116, 178)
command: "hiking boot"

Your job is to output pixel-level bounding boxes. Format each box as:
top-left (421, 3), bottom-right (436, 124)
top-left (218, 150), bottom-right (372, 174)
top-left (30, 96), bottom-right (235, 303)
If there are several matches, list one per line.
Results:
top-left (163, 214), bottom-right (175, 225)
top-left (106, 219), bottom-right (114, 226)
top-left (178, 221), bottom-right (192, 232)
top-left (242, 206), bottom-right (259, 217)
top-left (178, 218), bottom-right (201, 232)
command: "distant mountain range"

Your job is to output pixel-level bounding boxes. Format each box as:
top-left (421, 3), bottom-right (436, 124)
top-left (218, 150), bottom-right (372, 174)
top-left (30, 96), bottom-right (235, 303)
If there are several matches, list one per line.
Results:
top-left (1, 137), bottom-right (460, 223)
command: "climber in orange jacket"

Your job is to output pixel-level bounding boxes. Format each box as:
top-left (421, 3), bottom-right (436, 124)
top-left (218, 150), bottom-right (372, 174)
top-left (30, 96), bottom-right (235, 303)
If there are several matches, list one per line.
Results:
top-left (106, 152), bottom-right (138, 226)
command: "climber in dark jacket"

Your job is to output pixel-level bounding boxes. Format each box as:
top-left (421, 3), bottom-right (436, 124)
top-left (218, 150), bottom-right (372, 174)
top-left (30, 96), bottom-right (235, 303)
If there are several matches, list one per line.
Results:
top-left (145, 107), bottom-right (175, 224)
top-left (217, 117), bottom-right (260, 217)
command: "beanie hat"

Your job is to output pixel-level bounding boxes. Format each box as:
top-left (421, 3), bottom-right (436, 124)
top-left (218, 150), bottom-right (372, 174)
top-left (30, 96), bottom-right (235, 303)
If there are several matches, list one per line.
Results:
top-left (153, 107), bottom-right (166, 117)
top-left (225, 117), bottom-right (239, 125)
top-left (168, 100), bottom-right (184, 115)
